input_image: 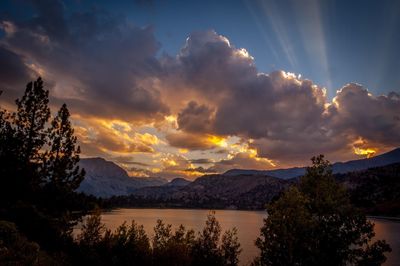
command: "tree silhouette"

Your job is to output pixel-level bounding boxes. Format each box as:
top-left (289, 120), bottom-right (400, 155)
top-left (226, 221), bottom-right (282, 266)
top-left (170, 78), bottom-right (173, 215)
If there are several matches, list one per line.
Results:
top-left (254, 155), bottom-right (391, 266)
top-left (14, 77), bottom-right (50, 164)
top-left (45, 103), bottom-right (85, 192)
top-left (0, 78), bottom-right (91, 253)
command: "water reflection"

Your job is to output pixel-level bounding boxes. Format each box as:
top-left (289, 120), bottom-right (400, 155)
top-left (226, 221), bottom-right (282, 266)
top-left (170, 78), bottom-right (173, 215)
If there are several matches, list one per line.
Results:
top-left (370, 218), bottom-right (400, 266)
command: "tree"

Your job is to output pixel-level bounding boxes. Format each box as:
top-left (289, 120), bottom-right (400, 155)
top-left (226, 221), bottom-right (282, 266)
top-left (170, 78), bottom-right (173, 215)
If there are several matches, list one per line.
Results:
top-left (254, 155), bottom-right (391, 266)
top-left (221, 227), bottom-right (241, 266)
top-left (192, 212), bottom-right (223, 266)
top-left (14, 77), bottom-right (50, 164)
top-left (11, 78), bottom-right (50, 198)
top-left (45, 103), bottom-right (84, 192)
top-left (192, 212), bottom-right (241, 266)
top-left (0, 78), bottom-right (90, 253)
top-left (152, 221), bottom-right (195, 266)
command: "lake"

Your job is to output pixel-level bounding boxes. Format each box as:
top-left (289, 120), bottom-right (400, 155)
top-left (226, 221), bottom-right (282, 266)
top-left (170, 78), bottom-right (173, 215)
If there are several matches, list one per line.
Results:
top-left (86, 208), bottom-right (399, 266)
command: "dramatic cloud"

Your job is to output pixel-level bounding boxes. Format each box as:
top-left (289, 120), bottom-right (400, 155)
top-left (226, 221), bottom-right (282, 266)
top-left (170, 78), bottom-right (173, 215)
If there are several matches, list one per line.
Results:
top-left (1, 2), bottom-right (399, 178)
top-left (328, 83), bottom-right (400, 146)
top-left (165, 132), bottom-right (227, 151)
top-left (0, 47), bottom-right (33, 101)
top-left (0, 0), bottom-right (169, 121)
top-left (73, 116), bottom-right (159, 156)
top-left (177, 101), bottom-right (215, 133)
top-left (162, 30), bottom-right (400, 166)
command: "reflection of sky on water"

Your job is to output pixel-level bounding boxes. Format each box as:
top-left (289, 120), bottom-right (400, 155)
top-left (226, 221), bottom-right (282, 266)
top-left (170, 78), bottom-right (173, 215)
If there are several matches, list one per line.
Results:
top-left (370, 218), bottom-right (400, 266)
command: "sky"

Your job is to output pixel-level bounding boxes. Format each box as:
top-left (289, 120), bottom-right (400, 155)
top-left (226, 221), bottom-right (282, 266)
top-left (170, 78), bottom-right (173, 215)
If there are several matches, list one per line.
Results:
top-left (0, 0), bottom-right (399, 180)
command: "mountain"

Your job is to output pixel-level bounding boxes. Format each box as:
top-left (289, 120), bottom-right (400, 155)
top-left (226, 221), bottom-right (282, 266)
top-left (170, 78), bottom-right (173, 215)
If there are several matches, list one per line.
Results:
top-left (77, 158), bottom-right (167, 198)
top-left (224, 148), bottom-right (400, 179)
top-left (106, 163), bottom-right (400, 213)
top-left (336, 163), bottom-right (400, 216)
top-left (120, 174), bottom-right (291, 210)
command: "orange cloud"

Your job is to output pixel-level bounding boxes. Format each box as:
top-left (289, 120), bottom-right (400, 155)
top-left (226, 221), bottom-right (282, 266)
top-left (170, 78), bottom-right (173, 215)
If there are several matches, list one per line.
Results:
top-left (73, 115), bottom-right (159, 156)
top-left (165, 132), bottom-right (228, 151)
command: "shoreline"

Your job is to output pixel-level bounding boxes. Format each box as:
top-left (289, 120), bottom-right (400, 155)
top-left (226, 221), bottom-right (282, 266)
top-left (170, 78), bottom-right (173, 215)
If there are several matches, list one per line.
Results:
top-left (367, 216), bottom-right (400, 222)
top-left (102, 206), bottom-right (400, 222)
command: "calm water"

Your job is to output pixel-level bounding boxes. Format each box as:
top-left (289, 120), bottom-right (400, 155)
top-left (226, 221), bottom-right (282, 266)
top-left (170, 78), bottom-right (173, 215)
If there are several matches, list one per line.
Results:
top-left (84, 208), bottom-right (399, 266)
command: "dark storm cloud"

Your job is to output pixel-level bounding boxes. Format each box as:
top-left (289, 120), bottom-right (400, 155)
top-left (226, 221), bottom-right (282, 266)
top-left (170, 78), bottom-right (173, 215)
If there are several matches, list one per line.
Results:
top-left (328, 83), bottom-right (400, 146)
top-left (168, 31), bottom-right (327, 138)
top-left (1, 0), bottom-right (169, 121)
top-left (177, 101), bottom-right (214, 133)
top-left (164, 31), bottom-right (338, 161)
top-left (0, 47), bottom-right (32, 100)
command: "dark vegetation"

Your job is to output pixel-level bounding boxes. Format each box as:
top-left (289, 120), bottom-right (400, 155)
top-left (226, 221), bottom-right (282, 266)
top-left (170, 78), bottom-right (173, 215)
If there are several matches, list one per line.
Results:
top-left (75, 211), bottom-right (241, 266)
top-left (253, 156), bottom-right (392, 266)
top-left (0, 78), bottom-right (241, 265)
top-left (0, 78), bottom-right (393, 265)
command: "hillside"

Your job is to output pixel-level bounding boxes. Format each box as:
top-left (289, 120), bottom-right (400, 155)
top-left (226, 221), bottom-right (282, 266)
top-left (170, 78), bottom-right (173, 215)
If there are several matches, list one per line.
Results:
top-left (77, 158), bottom-right (167, 198)
top-left (111, 174), bottom-right (291, 209)
top-left (105, 162), bottom-right (400, 214)
top-left (336, 163), bottom-right (400, 216)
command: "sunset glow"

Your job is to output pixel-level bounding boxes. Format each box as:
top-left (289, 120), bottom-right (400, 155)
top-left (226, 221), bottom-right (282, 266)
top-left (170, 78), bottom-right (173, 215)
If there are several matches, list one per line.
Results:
top-left (0, 0), bottom-right (399, 180)
top-left (354, 147), bottom-right (377, 158)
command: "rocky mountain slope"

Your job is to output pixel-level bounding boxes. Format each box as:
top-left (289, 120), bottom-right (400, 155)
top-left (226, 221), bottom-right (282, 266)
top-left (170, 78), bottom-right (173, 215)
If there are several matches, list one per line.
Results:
top-left (118, 174), bottom-right (291, 209)
top-left (77, 158), bottom-right (167, 198)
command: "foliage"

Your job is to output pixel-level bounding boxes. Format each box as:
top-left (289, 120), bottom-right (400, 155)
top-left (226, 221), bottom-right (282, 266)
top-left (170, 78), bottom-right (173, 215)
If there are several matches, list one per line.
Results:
top-left (0, 78), bottom-right (95, 258)
top-left (0, 220), bottom-right (58, 265)
top-left (0, 220), bottom-right (40, 265)
top-left (221, 227), bottom-right (241, 266)
top-left (74, 211), bottom-right (241, 266)
top-left (44, 103), bottom-right (85, 192)
top-left (254, 155), bottom-right (392, 266)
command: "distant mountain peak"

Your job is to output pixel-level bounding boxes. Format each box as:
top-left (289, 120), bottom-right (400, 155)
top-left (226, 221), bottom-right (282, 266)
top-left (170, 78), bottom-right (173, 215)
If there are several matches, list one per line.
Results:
top-left (77, 157), bottom-right (167, 198)
top-left (224, 147), bottom-right (400, 179)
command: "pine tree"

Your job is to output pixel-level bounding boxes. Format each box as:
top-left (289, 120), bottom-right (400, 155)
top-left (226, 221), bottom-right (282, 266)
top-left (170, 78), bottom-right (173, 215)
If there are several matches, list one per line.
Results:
top-left (45, 103), bottom-right (84, 192)
top-left (254, 155), bottom-right (392, 266)
top-left (14, 77), bottom-right (50, 164)
top-left (2, 78), bottom-right (51, 198)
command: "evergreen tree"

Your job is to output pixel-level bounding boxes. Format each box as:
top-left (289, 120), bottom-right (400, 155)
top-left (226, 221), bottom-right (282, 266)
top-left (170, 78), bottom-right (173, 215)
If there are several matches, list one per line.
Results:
top-left (45, 103), bottom-right (85, 192)
top-left (221, 227), bottom-right (241, 266)
top-left (0, 79), bottom-right (90, 253)
top-left (14, 77), bottom-right (50, 164)
top-left (254, 155), bottom-right (391, 266)
top-left (12, 77), bottom-right (50, 196)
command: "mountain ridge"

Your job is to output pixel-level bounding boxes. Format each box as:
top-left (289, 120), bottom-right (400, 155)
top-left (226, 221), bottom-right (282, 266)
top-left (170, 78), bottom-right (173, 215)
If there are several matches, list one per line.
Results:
top-left (224, 147), bottom-right (400, 179)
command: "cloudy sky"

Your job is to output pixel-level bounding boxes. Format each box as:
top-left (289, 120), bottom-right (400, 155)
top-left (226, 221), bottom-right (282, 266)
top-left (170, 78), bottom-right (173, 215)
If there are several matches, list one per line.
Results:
top-left (1, 0), bottom-right (399, 179)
